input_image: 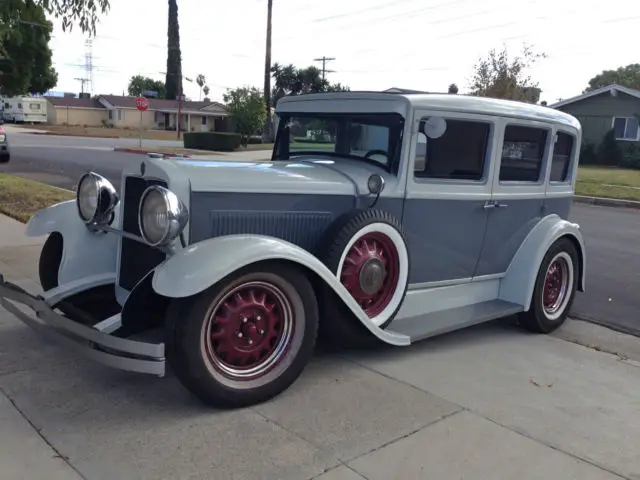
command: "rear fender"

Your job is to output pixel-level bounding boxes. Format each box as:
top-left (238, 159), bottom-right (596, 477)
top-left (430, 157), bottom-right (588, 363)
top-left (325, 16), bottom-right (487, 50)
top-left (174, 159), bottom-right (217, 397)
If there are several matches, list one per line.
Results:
top-left (499, 214), bottom-right (586, 310)
top-left (152, 234), bottom-right (410, 346)
top-left (26, 200), bottom-right (119, 286)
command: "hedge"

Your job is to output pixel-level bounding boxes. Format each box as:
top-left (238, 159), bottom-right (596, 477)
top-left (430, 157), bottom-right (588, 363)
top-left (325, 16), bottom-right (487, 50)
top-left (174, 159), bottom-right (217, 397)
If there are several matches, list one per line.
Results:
top-left (580, 129), bottom-right (640, 170)
top-left (183, 132), bottom-right (242, 151)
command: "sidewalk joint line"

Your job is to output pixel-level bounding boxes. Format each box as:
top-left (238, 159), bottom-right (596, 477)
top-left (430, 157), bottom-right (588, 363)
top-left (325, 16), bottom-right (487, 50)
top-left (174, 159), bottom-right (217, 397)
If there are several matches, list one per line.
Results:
top-left (0, 386), bottom-right (89, 480)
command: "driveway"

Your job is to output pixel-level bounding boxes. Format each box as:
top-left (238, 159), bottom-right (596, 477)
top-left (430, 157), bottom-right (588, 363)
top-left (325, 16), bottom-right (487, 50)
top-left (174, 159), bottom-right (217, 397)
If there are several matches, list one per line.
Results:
top-left (0, 241), bottom-right (639, 479)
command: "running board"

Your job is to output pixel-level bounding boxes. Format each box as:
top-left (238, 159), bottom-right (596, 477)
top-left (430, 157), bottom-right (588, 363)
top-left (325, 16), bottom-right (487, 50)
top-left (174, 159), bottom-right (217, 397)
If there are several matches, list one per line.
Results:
top-left (386, 300), bottom-right (524, 343)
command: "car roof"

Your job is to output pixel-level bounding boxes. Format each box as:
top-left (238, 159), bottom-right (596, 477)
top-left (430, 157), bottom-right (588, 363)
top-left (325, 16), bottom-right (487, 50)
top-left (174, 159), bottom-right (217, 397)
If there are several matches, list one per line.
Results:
top-left (277, 92), bottom-right (581, 130)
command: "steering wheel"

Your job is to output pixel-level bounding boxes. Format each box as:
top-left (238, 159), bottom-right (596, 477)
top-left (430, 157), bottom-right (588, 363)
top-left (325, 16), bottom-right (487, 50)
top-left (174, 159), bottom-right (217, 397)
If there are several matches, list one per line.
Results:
top-left (364, 149), bottom-right (388, 159)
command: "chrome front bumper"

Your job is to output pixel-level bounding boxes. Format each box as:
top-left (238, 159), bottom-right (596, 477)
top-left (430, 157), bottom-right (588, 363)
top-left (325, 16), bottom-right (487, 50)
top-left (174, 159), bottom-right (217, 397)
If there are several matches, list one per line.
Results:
top-left (0, 275), bottom-right (165, 377)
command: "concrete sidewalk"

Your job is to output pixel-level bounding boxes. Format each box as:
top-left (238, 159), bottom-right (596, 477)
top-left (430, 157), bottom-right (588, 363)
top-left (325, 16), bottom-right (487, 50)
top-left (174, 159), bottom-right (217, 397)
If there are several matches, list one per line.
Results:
top-left (1, 213), bottom-right (639, 480)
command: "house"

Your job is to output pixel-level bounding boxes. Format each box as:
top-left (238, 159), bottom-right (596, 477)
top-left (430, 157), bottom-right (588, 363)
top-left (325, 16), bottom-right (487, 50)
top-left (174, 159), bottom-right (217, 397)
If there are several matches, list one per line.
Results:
top-left (551, 83), bottom-right (640, 146)
top-left (43, 95), bottom-right (229, 132)
top-left (45, 96), bottom-right (109, 126)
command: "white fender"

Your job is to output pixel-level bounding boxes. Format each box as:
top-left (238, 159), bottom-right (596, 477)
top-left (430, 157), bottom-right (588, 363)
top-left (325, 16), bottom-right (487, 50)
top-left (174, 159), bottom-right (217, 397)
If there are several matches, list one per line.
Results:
top-left (25, 200), bottom-right (119, 286)
top-left (499, 214), bottom-right (586, 310)
top-left (152, 234), bottom-right (411, 346)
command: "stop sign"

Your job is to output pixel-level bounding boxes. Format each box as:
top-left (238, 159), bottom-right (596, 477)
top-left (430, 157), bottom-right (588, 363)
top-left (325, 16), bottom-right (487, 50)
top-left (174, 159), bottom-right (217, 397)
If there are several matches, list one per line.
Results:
top-left (136, 96), bottom-right (149, 111)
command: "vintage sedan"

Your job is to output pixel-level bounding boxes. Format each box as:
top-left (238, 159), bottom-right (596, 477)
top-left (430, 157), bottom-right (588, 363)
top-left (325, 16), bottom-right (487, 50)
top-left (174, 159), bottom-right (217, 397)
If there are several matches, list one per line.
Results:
top-left (0, 92), bottom-right (586, 408)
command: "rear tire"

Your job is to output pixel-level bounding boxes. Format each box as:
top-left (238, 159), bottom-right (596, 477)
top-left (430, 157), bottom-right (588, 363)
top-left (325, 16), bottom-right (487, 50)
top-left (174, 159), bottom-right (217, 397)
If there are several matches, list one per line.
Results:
top-left (167, 262), bottom-right (319, 408)
top-left (518, 238), bottom-right (579, 334)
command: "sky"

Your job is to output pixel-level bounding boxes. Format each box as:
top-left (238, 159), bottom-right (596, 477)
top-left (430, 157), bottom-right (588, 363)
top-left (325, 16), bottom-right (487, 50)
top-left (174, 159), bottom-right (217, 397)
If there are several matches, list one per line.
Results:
top-left (47, 0), bottom-right (640, 105)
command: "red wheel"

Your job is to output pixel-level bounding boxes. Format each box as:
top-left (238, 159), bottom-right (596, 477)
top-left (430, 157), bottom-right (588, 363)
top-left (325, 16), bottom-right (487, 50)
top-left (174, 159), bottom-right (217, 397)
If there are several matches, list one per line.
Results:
top-left (339, 231), bottom-right (400, 318)
top-left (167, 262), bottom-right (319, 408)
top-left (203, 281), bottom-right (295, 381)
top-left (519, 238), bottom-right (578, 334)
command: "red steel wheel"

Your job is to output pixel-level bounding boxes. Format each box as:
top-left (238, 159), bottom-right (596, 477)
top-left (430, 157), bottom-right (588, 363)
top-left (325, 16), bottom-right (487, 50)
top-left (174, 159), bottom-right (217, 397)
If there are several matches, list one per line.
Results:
top-left (339, 231), bottom-right (400, 318)
top-left (540, 252), bottom-right (573, 320)
top-left (168, 263), bottom-right (319, 408)
top-left (203, 281), bottom-right (294, 381)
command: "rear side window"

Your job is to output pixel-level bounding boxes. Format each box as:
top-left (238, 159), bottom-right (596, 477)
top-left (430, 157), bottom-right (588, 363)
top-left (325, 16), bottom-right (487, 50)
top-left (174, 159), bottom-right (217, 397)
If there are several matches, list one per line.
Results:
top-left (550, 132), bottom-right (574, 182)
top-left (414, 119), bottom-right (490, 181)
top-left (499, 125), bottom-right (548, 182)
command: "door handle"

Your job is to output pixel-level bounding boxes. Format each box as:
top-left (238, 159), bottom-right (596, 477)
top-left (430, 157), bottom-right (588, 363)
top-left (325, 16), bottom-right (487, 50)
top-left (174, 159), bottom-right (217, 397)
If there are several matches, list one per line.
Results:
top-left (483, 200), bottom-right (496, 209)
top-left (494, 202), bottom-right (508, 208)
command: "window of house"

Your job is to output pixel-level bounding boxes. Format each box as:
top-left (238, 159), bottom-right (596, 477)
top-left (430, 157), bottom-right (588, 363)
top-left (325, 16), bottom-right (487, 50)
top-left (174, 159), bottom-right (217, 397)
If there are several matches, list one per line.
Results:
top-left (108, 110), bottom-right (113, 120)
top-left (201, 116), bottom-right (207, 125)
top-left (17, 103), bottom-right (22, 109)
top-left (117, 109), bottom-right (122, 121)
top-left (550, 132), bottom-right (574, 182)
top-left (414, 119), bottom-right (490, 181)
top-left (499, 125), bottom-right (548, 182)
top-left (613, 117), bottom-right (639, 141)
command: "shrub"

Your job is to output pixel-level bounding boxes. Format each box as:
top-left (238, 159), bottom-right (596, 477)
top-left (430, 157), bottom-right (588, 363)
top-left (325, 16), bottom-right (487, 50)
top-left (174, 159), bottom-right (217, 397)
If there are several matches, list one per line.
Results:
top-left (579, 142), bottom-right (598, 165)
top-left (618, 141), bottom-right (640, 170)
top-left (596, 129), bottom-right (623, 166)
top-left (183, 132), bottom-right (242, 151)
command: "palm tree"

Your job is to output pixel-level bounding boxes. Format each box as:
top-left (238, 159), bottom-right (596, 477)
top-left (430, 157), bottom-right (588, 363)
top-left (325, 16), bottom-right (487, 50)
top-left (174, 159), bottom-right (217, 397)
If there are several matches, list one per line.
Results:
top-left (196, 74), bottom-right (206, 100)
top-left (261, 0), bottom-right (273, 142)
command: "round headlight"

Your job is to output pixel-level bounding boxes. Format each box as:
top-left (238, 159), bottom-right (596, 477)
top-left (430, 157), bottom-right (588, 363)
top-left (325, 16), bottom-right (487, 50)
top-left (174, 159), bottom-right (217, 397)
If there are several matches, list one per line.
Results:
top-left (138, 185), bottom-right (188, 247)
top-left (76, 172), bottom-right (119, 225)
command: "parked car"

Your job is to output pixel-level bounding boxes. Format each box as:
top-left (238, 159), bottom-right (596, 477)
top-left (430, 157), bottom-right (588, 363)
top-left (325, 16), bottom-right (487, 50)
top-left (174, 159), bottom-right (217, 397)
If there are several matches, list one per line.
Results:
top-left (0, 126), bottom-right (10, 163)
top-left (0, 92), bottom-right (586, 408)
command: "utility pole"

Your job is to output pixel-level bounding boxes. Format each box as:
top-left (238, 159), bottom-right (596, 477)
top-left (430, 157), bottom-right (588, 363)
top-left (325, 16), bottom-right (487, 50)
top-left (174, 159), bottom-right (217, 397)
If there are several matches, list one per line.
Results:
top-left (313, 56), bottom-right (335, 81)
top-left (261, 0), bottom-right (273, 143)
top-left (74, 77), bottom-right (88, 95)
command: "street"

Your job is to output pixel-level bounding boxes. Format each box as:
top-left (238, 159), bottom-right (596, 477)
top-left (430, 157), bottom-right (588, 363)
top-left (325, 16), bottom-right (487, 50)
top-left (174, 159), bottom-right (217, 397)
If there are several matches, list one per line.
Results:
top-left (1, 129), bottom-right (639, 336)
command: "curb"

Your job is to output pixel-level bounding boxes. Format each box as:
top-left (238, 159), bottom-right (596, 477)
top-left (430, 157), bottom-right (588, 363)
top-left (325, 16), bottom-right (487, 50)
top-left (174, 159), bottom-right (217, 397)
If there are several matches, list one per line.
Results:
top-left (113, 147), bottom-right (191, 158)
top-left (573, 195), bottom-right (640, 210)
top-left (27, 131), bottom-right (121, 139)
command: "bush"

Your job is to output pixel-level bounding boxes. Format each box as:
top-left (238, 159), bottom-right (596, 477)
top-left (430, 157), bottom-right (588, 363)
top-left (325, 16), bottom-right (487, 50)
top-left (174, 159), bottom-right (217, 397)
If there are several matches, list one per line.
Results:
top-left (183, 132), bottom-right (242, 151)
top-left (579, 142), bottom-right (598, 165)
top-left (596, 129), bottom-right (623, 166)
top-left (618, 141), bottom-right (640, 169)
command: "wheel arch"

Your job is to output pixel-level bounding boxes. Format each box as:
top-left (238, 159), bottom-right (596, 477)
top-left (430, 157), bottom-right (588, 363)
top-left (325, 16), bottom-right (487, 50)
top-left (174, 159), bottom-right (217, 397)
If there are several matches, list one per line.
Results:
top-left (152, 235), bottom-right (411, 346)
top-left (499, 214), bottom-right (586, 311)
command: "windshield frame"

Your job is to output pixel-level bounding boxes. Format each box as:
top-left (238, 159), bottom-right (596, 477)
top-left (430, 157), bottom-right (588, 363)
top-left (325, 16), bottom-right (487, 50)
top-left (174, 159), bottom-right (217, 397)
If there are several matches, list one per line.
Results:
top-left (272, 111), bottom-right (405, 174)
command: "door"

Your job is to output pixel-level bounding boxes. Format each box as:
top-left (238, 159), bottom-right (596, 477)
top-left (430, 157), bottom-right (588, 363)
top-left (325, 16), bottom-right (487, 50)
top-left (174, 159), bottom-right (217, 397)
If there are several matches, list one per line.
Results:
top-left (475, 120), bottom-right (553, 277)
top-left (402, 110), bottom-right (498, 286)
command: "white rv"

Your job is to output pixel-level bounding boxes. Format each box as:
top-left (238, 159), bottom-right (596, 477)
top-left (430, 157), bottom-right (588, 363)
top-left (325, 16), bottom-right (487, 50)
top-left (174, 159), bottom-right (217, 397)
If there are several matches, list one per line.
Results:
top-left (2, 96), bottom-right (48, 124)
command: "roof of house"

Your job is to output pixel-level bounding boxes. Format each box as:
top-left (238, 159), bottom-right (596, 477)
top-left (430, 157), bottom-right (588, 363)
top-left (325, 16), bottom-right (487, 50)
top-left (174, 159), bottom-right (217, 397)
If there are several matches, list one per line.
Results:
top-left (44, 96), bottom-right (104, 109)
top-left (551, 83), bottom-right (640, 109)
top-left (98, 95), bottom-right (226, 113)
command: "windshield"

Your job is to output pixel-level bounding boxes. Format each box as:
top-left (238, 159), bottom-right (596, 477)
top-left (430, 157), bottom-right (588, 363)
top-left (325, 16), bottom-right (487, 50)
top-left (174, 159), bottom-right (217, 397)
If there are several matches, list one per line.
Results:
top-left (273, 112), bottom-right (404, 170)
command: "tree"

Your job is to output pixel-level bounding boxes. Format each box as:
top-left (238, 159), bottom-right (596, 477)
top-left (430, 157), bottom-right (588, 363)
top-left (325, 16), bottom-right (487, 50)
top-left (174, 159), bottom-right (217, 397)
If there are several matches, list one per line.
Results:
top-left (165, 0), bottom-right (182, 100)
top-left (196, 73), bottom-right (206, 100)
top-left (270, 62), bottom-right (349, 106)
top-left (585, 64), bottom-right (640, 92)
top-left (223, 86), bottom-right (266, 146)
top-left (202, 85), bottom-right (210, 98)
top-left (128, 75), bottom-right (166, 98)
top-left (0, 1), bottom-right (57, 96)
top-left (468, 44), bottom-right (546, 103)
top-left (448, 83), bottom-right (459, 94)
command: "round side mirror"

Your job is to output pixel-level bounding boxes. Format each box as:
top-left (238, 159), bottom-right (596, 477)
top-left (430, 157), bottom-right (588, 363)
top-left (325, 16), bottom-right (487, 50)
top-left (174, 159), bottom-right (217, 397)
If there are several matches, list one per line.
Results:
top-left (422, 117), bottom-right (447, 139)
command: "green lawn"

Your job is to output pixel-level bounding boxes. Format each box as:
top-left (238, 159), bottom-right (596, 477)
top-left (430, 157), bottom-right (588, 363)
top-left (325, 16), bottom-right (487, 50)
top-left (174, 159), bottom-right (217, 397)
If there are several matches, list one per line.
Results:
top-left (576, 166), bottom-right (640, 202)
top-left (0, 173), bottom-right (74, 223)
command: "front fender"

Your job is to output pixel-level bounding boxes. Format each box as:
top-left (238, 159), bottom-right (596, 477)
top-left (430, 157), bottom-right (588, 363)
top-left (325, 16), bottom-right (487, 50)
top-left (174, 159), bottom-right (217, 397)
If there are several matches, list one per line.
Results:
top-left (26, 200), bottom-right (119, 286)
top-left (499, 214), bottom-right (586, 310)
top-left (152, 234), bottom-right (410, 346)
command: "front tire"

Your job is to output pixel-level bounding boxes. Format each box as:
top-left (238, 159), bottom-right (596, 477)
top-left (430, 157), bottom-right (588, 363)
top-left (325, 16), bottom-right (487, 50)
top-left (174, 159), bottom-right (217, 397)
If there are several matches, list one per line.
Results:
top-left (518, 238), bottom-right (579, 334)
top-left (168, 262), bottom-right (318, 408)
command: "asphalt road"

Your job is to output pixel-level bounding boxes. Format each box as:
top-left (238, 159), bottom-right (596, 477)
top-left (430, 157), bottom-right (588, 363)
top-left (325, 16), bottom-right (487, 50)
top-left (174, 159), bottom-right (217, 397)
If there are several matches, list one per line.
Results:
top-left (1, 130), bottom-right (638, 335)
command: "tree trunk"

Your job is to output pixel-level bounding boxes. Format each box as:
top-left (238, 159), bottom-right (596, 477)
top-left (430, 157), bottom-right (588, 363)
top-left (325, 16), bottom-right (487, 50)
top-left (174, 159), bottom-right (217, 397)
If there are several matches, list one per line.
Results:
top-left (261, 0), bottom-right (273, 143)
top-left (165, 0), bottom-right (182, 101)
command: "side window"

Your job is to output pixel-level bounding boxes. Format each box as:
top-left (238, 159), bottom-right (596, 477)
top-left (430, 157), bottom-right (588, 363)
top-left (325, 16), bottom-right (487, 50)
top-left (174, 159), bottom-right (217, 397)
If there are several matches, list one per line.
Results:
top-left (499, 125), bottom-right (548, 182)
top-left (550, 132), bottom-right (574, 182)
top-left (414, 119), bottom-right (490, 181)
top-left (17, 103), bottom-right (23, 109)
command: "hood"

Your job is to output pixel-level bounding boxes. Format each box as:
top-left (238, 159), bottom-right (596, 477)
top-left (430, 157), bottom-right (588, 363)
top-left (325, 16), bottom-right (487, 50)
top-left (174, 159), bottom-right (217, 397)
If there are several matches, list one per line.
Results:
top-left (172, 159), bottom-right (357, 196)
